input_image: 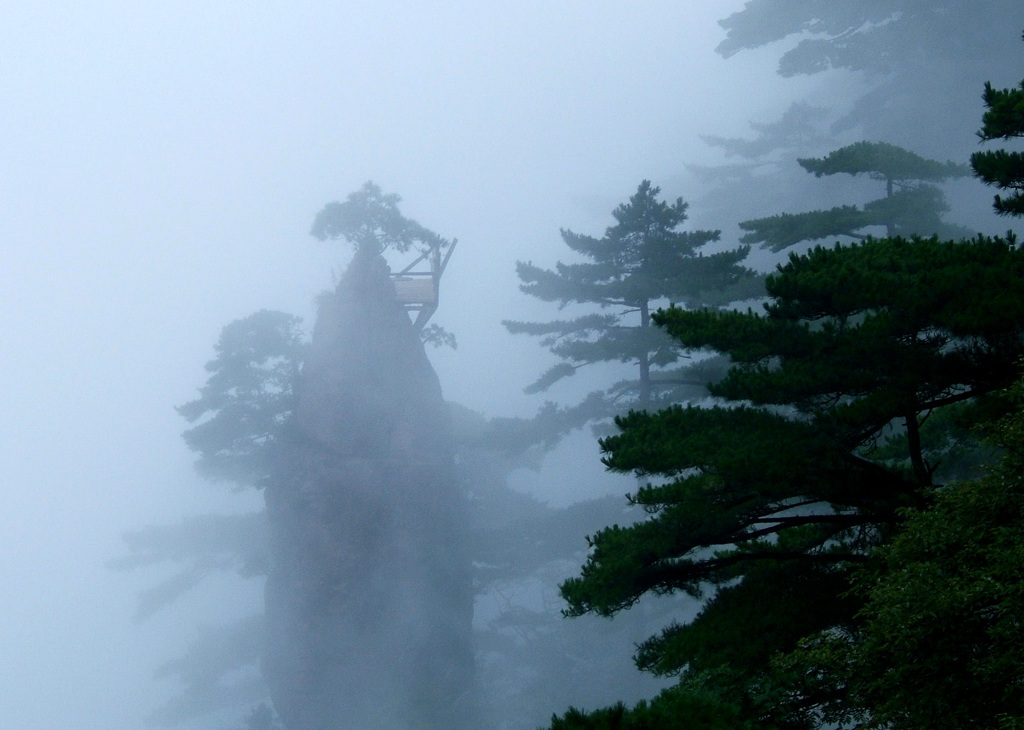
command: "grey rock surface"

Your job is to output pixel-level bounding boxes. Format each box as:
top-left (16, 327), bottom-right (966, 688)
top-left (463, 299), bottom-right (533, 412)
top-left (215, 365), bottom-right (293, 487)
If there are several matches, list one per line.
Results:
top-left (263, 248), bottom-right (473, 729)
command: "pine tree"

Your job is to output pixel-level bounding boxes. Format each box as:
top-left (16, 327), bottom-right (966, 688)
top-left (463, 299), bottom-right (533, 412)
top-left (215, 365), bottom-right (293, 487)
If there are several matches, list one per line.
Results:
top-left (777, 379), bottom-right (1024, 729)
top-left (309, 180), bottom-right (441, 254)
top-left (177, 309), bottom-right (306, 488)
top-left (971, 32), bottom-right (1024, 217)
top-left (551, 232), bottom-right (1024, 727)
top-left (739, 141), bottom-right (972, 251)
top-left (500, 181), bottom-right (761, 449)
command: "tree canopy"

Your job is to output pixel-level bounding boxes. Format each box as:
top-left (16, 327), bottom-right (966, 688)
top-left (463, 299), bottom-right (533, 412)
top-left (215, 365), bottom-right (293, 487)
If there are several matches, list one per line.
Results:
top-left (553, 232), bottom-right (1024, 727)
top-left (774, 375), bottom-right (1024, 730)
top-left (499, 181), bottom-right (761, 450)
top-left (178, 309), bottom-right (306, 488)
top-left (739, 141), bottom-right (971, 251)
top-left (972, 34), bottom-right (1024, 217)
top-left (310, 180), bottom-right (449, 255)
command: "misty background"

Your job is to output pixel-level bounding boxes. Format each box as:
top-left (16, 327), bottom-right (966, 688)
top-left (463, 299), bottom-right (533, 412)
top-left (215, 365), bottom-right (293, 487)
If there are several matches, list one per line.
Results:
top-left (1, 3), bottom-right (1018, 729)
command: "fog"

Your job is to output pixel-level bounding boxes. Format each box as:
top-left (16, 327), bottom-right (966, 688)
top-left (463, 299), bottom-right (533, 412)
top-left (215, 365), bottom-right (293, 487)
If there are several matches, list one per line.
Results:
top-left (2, 3), bottom-right (1011, 729)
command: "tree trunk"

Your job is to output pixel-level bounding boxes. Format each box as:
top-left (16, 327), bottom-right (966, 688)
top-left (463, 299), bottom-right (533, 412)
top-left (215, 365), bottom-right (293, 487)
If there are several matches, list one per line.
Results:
top-left (886, 176), bottom-right (895, 236)
top-left (638, 299), bottom-right (651, 409)
top-left (905, 413), bottom-right (930, 487)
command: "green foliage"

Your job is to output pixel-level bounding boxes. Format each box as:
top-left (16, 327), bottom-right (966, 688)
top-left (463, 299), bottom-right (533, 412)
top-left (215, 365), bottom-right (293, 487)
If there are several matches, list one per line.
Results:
top-left (309, 180), bottom-right (447, 254)
top-left (548, 684), bottom-right (753, 730)
top-left (556, 234), bottom-right (1024, 725)
top-left (178, 310), bottom-right (306, 488)
top-left (740, 142), bottom-right (971, 250)
top-left (634, 561), bottom-right (855, 679)
top-left (972, 37), bottom-right (1024, 217)
top-left (778, 378), bottom-right (1024, 729)
top-left (798, 141), bottom-right (968, 183)
top-left (855, 473), bottom-right (1024, 727)
top-left (973, 147), bottom-right (1024, 216)
top-left (512, 180), bottom-right (752, 311)
top-left (502, 181), bottom-right (761, 449)
top-left (737, 206), bottom-right (864, 251)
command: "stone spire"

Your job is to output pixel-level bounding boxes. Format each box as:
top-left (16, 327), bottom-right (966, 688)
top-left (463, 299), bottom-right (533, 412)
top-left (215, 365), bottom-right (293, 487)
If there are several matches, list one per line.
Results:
top-left (263, 248), bottom-right (474, 729)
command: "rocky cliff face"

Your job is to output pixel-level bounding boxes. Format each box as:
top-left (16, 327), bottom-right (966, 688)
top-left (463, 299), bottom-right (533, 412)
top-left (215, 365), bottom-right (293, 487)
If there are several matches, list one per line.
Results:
top-left (263, 248), bottom-right (474, 729)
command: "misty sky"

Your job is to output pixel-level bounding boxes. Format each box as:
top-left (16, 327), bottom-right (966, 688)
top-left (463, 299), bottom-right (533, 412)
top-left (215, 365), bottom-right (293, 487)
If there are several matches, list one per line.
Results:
top-left (0, 3), bottom-right (834, 728)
